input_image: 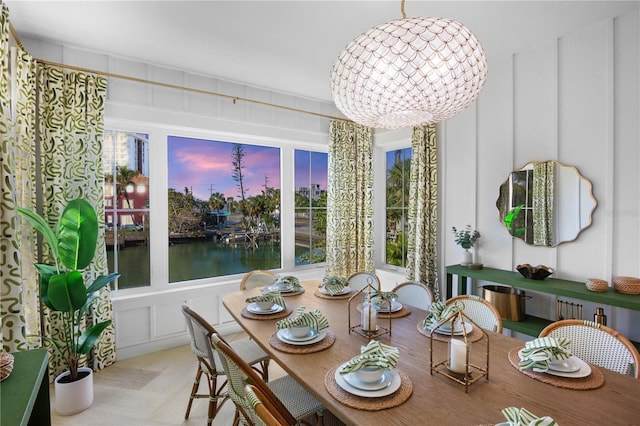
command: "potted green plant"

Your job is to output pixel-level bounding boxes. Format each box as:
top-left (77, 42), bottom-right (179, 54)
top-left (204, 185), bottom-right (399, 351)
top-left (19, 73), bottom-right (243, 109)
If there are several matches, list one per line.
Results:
top-left (18, 198), bottom-right (119, 415)
top-left (452, 225), bottom-right (481, 265)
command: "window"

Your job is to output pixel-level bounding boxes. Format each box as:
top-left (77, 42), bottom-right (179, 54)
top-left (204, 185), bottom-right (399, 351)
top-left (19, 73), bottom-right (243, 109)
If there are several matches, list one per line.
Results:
top-left (294, 150), bottom-right (328, 266)
top-left (167, 136), bottom-right (281, 282)
top-left (385, 148), bottom-right (411, 267)
top-left (103, 130), bottom-right (150, 290)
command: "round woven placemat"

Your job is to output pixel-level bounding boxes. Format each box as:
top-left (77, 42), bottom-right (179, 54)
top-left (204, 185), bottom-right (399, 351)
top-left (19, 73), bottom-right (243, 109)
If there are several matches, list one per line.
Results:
top-left (0, 353), bottom-right (14, 382)
top-left (314, 290), bottom-right (353, 300)
top-left (241, 306), bottom-right (293, 320)
top-left (324, 366), bottom-right (413, 410)
top-left (507, 347), bottom-right (604, 390)
top-left (280, 288), bottom-right (305, 297)
top-left (269, 330), bottom-right (336, 354)
top-left (416, 321), bottom-right (485, 343)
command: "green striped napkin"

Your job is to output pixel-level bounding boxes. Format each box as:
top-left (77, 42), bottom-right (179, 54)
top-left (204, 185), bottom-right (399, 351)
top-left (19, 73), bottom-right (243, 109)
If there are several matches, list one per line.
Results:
top-left (518, 337), bottom-right (572, 372)
top-left (275, 306), bottom-right (329, 331)
top-left (370, 291), bottom-right (398, 308)
top-left (501, 407), bottom-right (557, 425)
top-left (338, 340), bottom-right (400, 374)
top-left (273, 275), bottom-right (301, 292)
top-left (245, 291), bottom-right (286, 308)
top-left (422, 300), bottom-right (462, 328)
top-left (320, 275), bottom-right (348, 295)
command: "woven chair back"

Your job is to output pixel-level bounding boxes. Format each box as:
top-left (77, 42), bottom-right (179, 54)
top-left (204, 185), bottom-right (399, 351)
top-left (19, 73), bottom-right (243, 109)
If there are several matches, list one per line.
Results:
top-left (347, 271), bottom-right (381, 292)
top-left (241, 270), bottom-right (277, 290)
top-left (245, 384), bottom-right (290, 426)
top-left (211, 334), bottom-right (297, 425)
top-left (539, 319), bottom-right (640, 378)
top-left (392, 282), bottom-right (434, 310)
top-left (446, 295), bottom-right (503, 333)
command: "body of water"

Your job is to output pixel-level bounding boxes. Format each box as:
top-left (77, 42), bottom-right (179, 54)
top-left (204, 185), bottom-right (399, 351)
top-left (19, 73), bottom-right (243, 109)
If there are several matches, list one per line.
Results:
top-left (109, 240), bottom-right (313, 289)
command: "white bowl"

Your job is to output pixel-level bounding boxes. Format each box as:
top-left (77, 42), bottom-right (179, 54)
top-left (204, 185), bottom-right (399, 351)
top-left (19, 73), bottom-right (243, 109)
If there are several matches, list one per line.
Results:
top-left (255, 301), bottom-right (275, 310)
top-left (353, 367), bottom-right (384, 384)
top-left (287, 325), bottom-right (311, 338)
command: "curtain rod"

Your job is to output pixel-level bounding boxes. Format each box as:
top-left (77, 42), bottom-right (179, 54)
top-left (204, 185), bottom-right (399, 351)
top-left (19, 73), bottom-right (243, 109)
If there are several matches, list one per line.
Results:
top-left (9, 21), bottom-right (347, 122)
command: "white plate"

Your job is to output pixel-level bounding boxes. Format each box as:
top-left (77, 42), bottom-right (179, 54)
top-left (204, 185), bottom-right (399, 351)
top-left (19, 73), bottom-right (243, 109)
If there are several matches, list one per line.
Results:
top-left (267, 284), bottom-right (295, 293)
top-left (277, 329), bottom-right (327, 346)
top-left (549, 356), bottom-right (581, 373)
top-left (427, 322), bottom-right (473, 336)
top-left (545, 356), bottom-right (591, 378)
top-left (343, 370), bottom-right (394, 391)
top-left (377, 301), bottom-right (403, 313)
top-left (247, 303), bottom-right (284, 314)
top-left (318, 286), bottom-right (351, 296)
top-left (281, 328), bottom-right (319, 342)
top-left (334, 364), bottom-right (401, 398)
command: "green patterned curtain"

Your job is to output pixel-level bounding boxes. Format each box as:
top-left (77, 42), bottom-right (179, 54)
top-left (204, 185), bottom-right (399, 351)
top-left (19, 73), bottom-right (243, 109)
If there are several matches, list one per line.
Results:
top-left (1, 2), bottom-right (38, 355)
top-left (405, 125), bottom-right (439, 301)
top-left (533, 161), bottom-right (554, 246)
top-left (325, 120), bottom-right (374, 277)
top-left (1, 3), bottom-right (114, 378)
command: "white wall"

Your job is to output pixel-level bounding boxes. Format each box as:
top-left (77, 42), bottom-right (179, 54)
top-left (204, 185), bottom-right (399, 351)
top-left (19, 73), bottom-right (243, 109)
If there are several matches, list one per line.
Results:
top-left (19, 4), bottom-right (639, 357)
top-left (440, 9), bottom-right (640, 342)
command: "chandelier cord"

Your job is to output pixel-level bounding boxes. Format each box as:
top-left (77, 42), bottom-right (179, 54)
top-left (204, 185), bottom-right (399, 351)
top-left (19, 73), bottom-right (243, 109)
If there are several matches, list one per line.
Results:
top-left (400, 0), bottom-right (406, 19)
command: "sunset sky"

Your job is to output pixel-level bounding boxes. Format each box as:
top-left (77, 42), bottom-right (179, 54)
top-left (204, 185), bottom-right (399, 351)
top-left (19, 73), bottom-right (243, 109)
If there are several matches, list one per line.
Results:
top-left (168, 136), bottom-right (327, 201)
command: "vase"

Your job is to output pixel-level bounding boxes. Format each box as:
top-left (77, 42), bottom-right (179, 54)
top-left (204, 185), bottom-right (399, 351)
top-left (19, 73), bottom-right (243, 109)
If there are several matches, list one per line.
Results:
top-left (54, 367), bottom-right (94, 415)
top-left (461, 249), bottom-right (472, 266)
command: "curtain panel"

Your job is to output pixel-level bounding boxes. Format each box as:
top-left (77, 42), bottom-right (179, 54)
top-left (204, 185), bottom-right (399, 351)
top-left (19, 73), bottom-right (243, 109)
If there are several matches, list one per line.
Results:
top-left (405, 125), bottom-right (440, 301)
top-left (1, 3), bottom-right (114, 378)
top-left (325, 120), bottom-right (374, 277)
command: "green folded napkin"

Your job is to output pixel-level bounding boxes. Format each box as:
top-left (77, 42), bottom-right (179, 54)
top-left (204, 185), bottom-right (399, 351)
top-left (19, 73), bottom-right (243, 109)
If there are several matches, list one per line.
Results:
top-left (501, 407), bottom-right (558, 425)
top-left (245, 291), bottom-right (286, 308)
top-left (338, 340), bottom-right (400, 374)
top-left (275, 306), bottom-right (329, 331)
top-left (518, 337), bottom-right (572, 372)
top-left (370, 291), bottom-right (398, 308)
top-left (272, 275), bottom-right (301, 291)
top-left (422, 300), bottom-right (462, 328)
top-left (320, 275), bottom-right (348, 295)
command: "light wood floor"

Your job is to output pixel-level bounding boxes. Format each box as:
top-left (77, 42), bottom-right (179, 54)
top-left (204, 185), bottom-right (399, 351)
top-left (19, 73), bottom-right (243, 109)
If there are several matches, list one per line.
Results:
top-left (49, 333), bottom-right (344, 426)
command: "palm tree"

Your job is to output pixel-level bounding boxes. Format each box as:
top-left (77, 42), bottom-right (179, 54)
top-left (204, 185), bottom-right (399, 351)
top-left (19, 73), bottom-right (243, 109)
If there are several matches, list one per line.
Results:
top-left (209, 192), bottom-right (226, 227)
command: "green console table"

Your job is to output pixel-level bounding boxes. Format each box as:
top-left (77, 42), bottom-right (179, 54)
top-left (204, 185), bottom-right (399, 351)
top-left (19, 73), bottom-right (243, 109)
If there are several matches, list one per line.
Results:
top-left (446, 265), bottom-right (640, 346)
top-left (0, 348), bottom-right (51, 426)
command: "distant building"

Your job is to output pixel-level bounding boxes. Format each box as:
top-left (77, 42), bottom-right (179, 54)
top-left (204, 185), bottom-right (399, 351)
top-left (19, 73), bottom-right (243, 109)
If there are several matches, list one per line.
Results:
top-left (297, 184), bottom-right (324, 200)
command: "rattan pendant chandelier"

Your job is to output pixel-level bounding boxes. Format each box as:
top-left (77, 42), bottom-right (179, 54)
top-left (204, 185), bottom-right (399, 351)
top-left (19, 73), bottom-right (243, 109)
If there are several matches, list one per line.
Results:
top-left (330, 0), bottom-right (488, 129)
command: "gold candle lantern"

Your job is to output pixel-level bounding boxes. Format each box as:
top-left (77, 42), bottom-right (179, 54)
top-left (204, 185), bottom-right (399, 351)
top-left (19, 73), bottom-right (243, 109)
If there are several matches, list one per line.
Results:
top-left (429, 309), bottom-right (489, 392)
top-left (347, 280), bottom-right (391, 340)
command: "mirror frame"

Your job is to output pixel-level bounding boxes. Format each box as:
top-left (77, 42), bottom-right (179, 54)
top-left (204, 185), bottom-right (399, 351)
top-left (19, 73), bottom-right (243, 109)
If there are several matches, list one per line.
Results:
top-left (496, 160), bottom-right (597, 247)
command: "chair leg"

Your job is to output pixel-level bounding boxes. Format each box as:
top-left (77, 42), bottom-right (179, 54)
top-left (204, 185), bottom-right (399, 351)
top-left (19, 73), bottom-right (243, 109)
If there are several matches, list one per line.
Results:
top-left (185, 363), bottom-right (203, 419)
top-left (260, 359), bottom-right (270, 382)
top-left (206, 370), bottom-right (218, 426)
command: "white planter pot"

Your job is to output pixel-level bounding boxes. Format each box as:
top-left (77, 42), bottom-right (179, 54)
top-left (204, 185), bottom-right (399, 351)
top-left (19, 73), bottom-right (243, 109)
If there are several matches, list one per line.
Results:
top-left (461, 249), bottom-right (472, 266)
top-left (54, 367), bottom-right (94, 415)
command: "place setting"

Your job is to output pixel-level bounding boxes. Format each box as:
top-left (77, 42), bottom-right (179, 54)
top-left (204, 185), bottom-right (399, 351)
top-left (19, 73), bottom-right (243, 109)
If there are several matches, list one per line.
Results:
top-left (242, 290), bottom-right (292, 320)
top-left (509, 336), bottom-right (605, 390)
top-left (269, 306), bottom-right (335, 353)
top-left (418, 301), bottom-right (483, 342)
top-left (324, 340), bottom-right (413, 410)
top-left (265, 275), bottom-right (305, 296)
top-left (369, 290), bottom-right (411, 319)
top-left (314, 275), bottom-right (353, 299)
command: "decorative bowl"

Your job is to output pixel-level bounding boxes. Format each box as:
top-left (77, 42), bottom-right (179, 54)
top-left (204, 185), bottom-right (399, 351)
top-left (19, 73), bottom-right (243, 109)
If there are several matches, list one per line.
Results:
top-left (585, 278), bottom-right (608, 292)
top-left (516, 264), bottom-right (554, 280)
top-left (287, 325), bottom-right (311, 338)
top-left (353, 366), bottom-right (384, 384)
top-left (255, 300), bottom-right (275, 310)
top-left (613, 276), bottom-right (640, 295)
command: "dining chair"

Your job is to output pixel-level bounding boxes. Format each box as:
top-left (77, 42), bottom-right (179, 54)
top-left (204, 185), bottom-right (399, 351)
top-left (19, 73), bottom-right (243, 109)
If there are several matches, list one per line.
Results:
top-left (539, 319), bottom-right (640, 378)
top-left (391, 281), bottom-right (434, 311)
top-left (240, 270), bottom-right (277, 290)
top-left (245, 384), bottom-right (291, 426)
top-left (347, 271), bottom-right (381, 292)
top-left (446, 295), bottom-right (503, 333)
top-left (181, 305), bottom-right (270, 425)
top-left (211, 333), bottom-right (324, 426)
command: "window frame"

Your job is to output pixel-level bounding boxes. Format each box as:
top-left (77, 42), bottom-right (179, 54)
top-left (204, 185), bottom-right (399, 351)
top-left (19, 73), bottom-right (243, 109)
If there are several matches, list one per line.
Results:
top-left (105, 118), bottom-right (328, 296)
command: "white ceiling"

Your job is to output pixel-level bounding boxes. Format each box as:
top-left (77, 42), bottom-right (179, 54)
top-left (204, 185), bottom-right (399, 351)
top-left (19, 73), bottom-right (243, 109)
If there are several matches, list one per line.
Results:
top-left (6, 1), bottom-right (638, 103)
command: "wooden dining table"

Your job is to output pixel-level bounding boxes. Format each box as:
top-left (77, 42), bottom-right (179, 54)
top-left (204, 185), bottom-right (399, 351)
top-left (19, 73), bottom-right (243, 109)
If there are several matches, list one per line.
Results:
top-left (223, 280), bottom-right (640, 426)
